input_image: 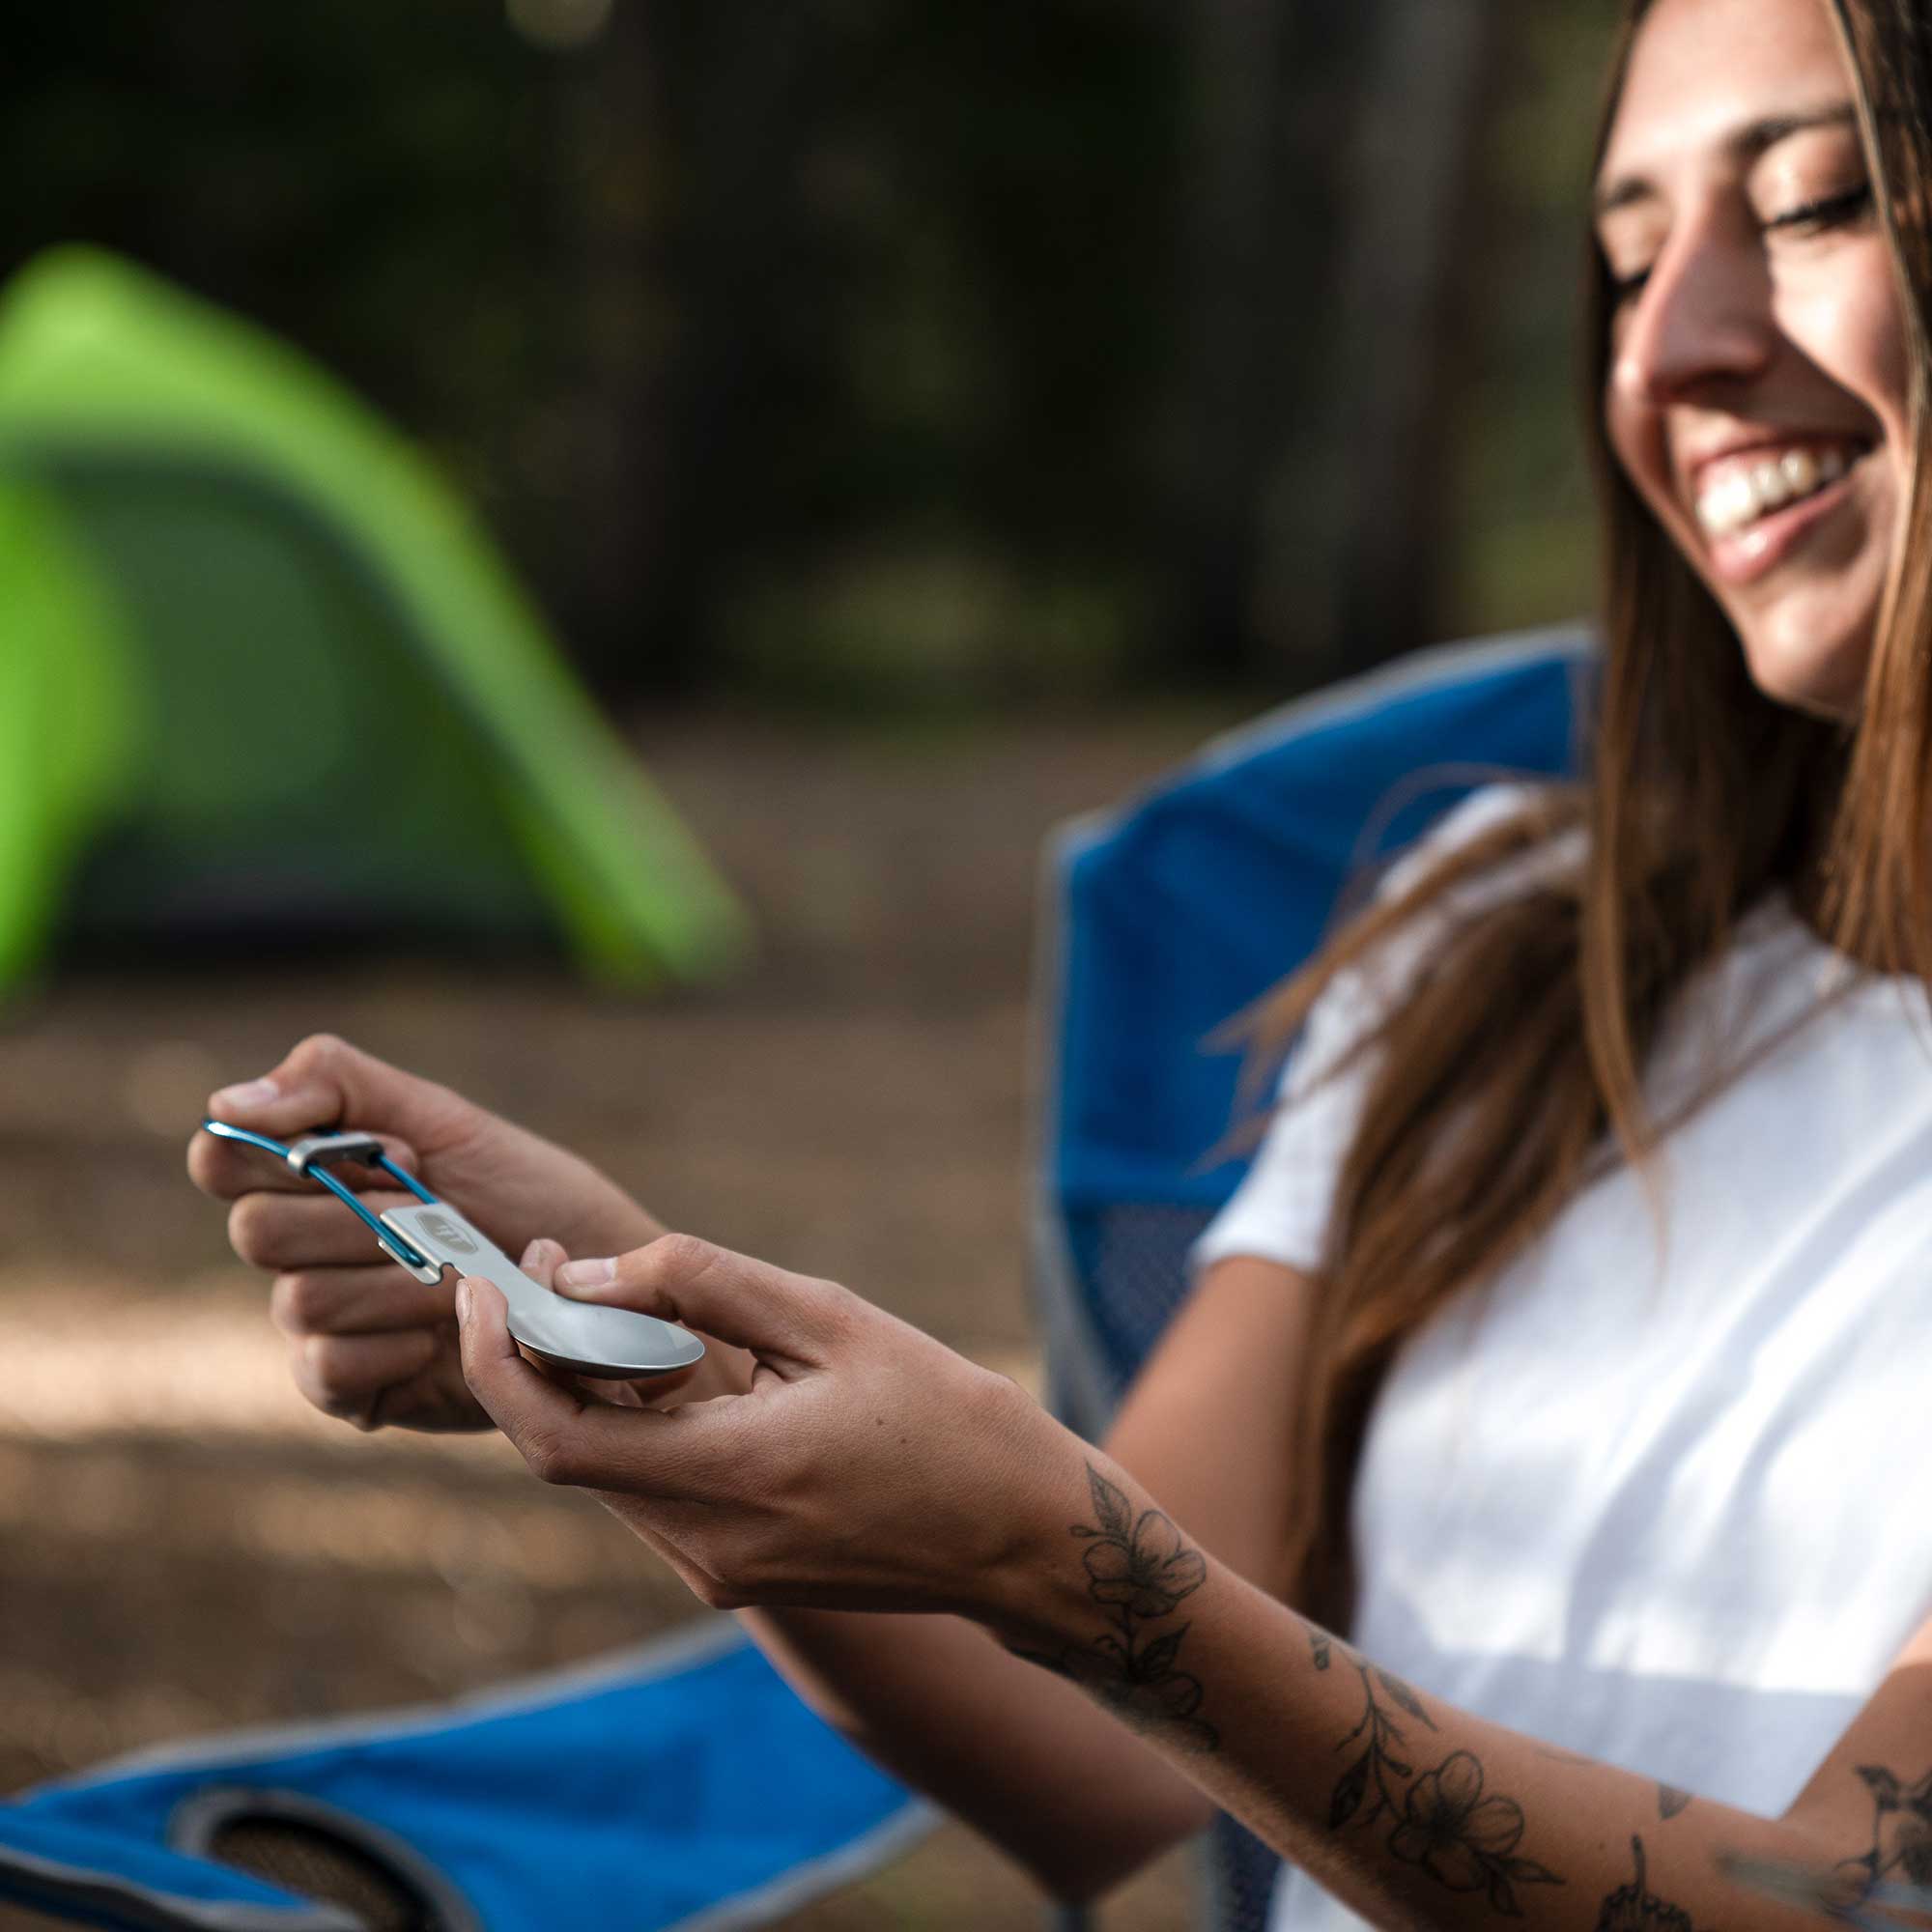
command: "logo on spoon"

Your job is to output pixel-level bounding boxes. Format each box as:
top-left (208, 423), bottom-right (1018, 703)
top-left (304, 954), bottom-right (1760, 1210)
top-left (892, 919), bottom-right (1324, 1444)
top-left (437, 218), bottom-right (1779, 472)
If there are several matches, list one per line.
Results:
top-left (420, 1211), bottom-right (478, 1256)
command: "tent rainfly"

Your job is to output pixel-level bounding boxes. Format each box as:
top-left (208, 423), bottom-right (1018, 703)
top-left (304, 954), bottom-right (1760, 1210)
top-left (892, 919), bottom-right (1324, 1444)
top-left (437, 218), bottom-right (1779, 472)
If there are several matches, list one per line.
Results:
top-left (0, 246), bottom-right (750, 990)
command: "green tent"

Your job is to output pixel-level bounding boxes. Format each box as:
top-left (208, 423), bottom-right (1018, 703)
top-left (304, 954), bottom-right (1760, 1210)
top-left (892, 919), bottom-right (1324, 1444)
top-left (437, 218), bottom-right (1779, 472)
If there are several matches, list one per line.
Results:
top-left (0, 246), bottom-right (750, 990)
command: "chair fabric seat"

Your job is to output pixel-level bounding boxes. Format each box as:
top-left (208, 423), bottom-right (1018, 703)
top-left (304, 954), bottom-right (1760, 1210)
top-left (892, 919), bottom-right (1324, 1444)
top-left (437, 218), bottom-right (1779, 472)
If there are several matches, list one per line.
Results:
top-left (3, 1622), bottom-right (929, 1932)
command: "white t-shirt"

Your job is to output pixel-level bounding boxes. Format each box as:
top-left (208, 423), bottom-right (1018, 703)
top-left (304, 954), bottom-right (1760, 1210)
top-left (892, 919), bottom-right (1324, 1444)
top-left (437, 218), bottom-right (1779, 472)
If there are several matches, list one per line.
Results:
top-left (1192, 786), bottom-right (1932, 1932)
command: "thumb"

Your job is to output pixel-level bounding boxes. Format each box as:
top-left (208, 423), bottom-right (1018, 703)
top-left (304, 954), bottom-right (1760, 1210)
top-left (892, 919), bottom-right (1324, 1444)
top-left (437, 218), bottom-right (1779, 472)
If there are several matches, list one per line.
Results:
top-left (553, 1234), bottom-right (846, 1369)
top-left (454, 1274), bottom-right (657, 1477)
top-left (208, 1033), bottom-right (466, 1151)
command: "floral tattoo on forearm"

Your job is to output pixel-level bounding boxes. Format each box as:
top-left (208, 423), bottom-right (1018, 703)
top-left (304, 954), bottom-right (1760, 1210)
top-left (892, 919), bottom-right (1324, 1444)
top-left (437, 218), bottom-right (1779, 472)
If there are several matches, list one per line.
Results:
top-left (1598, 1836), bottom-right (1694, 1932)
top-left (1317, 1628), bottom-right (1435, 1828)
top-left (1314, 1630), bottom-right (1562, 1918)
top-left (1011, 1463), bottom-right (1219, 1753)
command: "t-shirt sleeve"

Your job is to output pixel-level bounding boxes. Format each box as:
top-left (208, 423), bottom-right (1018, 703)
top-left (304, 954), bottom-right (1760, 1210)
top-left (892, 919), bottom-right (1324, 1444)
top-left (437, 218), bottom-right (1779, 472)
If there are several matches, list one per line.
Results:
top-left (1190, 781), bottom-right (1567, 1278)
top-left (1190, 956), bottom-right (1385, 1275)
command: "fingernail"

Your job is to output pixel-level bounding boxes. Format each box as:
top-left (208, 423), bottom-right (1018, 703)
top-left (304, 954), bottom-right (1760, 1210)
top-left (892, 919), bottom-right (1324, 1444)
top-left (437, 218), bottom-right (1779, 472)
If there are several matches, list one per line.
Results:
top-left (520, 1238), bottom-right (545, 1268)
top-left (454, 1280), bottom-right (473, 1322)
top-left (211, 1076), bottom-right (280, 1113)
top-left (554, 1258), bottom-right (613, 1290)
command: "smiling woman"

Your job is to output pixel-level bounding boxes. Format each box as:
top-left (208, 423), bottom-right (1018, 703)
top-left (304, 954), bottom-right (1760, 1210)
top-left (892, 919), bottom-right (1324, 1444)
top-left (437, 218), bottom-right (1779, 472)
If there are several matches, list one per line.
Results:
top-left (189, 5), bottom-right (1932, 1932)
top-left (1241, 0), bottom-right (1932, 1688)
top-left (1597, 4), bottom-right (1906, 722)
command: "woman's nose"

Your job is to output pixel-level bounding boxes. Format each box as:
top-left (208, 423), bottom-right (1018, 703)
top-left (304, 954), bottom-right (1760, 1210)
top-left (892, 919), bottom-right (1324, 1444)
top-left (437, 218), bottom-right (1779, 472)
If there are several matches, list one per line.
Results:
top-left (1610, 220), bottom-right (1776, 410)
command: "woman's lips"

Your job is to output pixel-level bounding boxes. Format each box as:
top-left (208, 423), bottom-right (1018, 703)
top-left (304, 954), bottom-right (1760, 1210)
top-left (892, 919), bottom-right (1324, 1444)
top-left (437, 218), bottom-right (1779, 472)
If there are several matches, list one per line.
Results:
top-left (1702, 455), bottom-right (1863, 586)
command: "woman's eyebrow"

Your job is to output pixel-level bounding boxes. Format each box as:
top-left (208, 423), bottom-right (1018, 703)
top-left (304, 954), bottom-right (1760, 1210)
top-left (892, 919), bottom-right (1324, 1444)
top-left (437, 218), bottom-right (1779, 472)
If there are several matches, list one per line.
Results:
top-left (1593, 101), bottom-right (1861, 220)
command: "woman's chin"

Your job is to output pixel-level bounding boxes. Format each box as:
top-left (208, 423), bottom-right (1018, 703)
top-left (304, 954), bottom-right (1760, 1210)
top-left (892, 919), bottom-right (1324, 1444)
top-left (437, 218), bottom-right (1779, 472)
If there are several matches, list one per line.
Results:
top-left (1737, 626), bottom-right (1871, 724)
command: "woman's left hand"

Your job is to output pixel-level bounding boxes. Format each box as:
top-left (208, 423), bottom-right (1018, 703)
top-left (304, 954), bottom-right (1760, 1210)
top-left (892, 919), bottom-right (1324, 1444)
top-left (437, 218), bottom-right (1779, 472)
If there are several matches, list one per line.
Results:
top-left (453, 1235), bottom-right (1082, 1633)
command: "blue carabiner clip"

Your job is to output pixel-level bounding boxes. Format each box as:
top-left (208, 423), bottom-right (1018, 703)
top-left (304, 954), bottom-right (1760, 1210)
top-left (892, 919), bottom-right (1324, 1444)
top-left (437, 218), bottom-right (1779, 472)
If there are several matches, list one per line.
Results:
top-left (200, 1119), bottom-right (445, 1280)
top-left (199, 1118), bottom-right (708, 1378)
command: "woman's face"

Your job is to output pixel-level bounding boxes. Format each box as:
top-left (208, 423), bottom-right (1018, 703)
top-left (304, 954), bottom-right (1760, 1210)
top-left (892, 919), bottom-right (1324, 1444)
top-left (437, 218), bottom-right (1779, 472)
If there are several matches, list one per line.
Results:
top-left (1598, 0), bottom-right (1911, 721)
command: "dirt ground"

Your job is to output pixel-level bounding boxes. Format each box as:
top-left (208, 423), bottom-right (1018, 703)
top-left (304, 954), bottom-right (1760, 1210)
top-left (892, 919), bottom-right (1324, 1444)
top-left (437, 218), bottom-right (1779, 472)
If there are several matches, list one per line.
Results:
top-left (0, 710), bottom-right (1249, 1929)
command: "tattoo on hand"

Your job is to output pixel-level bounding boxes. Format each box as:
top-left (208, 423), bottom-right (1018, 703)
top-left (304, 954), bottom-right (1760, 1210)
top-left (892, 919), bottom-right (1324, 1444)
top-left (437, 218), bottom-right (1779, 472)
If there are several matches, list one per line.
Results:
top-left (1010, 1464), bottom-right (1218, 1753)
top-left (1321, 1637), bottom-right (1561, 1917)
top-left (1843, 1764), bottom-right (1932, 1896)
top-left (1598, 1835), bottom-right (1693, 1932)
top-left (1657, 1784), bottom-right (1691, 1821)
top-left (1719, 1771), bottom-right (1927, 1925)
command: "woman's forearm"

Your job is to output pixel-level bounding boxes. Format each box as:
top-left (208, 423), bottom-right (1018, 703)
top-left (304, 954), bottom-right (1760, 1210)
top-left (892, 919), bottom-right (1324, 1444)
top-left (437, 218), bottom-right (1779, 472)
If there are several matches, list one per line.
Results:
top-left (995, 1463), bottom-right (1854, 1932)
top-left (454, 1242), bottom-right (1889, 1928)
top-left (740, 1604), bottom-right (1214, 1900)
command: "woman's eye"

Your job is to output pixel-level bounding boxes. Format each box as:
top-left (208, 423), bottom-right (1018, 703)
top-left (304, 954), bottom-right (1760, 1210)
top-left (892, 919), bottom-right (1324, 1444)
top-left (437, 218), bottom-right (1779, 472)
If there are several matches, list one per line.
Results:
top-left (1607, 264), bottom-right (1653, 306)
top-left (1764, 183), bottom-right (1874, 234)
top-left (1601, 180), bottom-right (1872, 308)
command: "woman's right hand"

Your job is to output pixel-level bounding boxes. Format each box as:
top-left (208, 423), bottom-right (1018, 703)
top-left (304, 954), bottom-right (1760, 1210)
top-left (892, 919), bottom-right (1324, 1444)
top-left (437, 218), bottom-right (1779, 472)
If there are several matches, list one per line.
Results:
top-left (185, 1034), bottom-right (718, 1432)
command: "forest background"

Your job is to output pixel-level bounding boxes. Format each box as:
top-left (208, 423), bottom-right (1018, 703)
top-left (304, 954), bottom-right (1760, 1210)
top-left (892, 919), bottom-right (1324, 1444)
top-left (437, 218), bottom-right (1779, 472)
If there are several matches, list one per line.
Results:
top-left (11, 0), bottom-right (1612, 712)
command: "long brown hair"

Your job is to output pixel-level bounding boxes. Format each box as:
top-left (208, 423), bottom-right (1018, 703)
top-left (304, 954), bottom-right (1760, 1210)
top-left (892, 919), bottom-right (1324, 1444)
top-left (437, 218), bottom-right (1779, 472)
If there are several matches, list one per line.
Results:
top-left (1262, 0), bottom-right (1932, 1630)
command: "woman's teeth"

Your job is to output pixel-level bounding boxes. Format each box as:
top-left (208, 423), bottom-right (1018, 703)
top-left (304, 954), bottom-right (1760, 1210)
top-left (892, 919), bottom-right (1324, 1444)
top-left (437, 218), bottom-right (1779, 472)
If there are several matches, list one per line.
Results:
top-left (1695, 444), bottom-right (1856, 539)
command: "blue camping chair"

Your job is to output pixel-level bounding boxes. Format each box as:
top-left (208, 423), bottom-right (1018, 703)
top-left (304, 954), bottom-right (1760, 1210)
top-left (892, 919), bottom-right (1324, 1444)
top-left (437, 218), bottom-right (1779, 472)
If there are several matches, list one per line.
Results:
top-left (1, 627), bottom-right (1588, 1932)
top-left (0, 1622), bottom-right (930, 1931)
top-left (1032, 626), bottom-right (1593, 1930)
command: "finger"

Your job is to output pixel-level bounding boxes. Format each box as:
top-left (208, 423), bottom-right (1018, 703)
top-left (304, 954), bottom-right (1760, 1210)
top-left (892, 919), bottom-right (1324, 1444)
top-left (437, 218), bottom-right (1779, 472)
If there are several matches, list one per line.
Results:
top-left (497, 1242), bottom-right (682, 1403)
top-left (189, 1127), bottom-right (420, 1203)
top-left (551, 1234), bottom-right (846, 1368)
top-left (516, 1237), bottom-right (568, 1288)
top-left (455, 1277), bottom-right (684, 1491)
top-left (230, 1189), bottom-right (429, 1271)
top-left (527, 1236), bottom-right (752, 1405)
top-left (291, 1327), bottom-right (440, 1424)
top-left (270, 1264), bottom-right (455, 1340)
top-left (512, 1247), bottom-right (702, 1411)
top-left (204, 1034), bottom-right (471, 1155)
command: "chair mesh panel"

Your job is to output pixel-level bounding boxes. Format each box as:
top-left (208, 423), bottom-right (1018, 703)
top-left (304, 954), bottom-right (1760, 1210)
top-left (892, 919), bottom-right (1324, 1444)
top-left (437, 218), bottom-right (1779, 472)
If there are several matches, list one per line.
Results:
top-left (208, 1815), bottom-right (444, 1931)
top-left (1083, 1202), bottom-right (1219, 1397)
top-left (1207, 1813), bottom-right (1281, 1932)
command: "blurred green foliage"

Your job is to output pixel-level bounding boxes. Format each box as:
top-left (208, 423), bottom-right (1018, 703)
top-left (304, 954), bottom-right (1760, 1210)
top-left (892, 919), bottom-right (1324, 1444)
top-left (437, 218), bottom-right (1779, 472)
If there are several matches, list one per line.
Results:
top-left (6, 0), bottom-right (1618, 710)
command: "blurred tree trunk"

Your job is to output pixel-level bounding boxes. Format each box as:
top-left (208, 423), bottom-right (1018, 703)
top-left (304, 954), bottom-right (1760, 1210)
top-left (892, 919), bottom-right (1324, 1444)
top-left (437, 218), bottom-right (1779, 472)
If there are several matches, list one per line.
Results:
top-left (551, 7), bottom-right (822, 699)
top-left (646, 5), bottom-right (823, 698)
top-left (1300, 0), bottom-right (1508, 684)
top-left (551, 3), bottom-right (675, 696)
top-left (1163, 0), bottom-right (1296, 686)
